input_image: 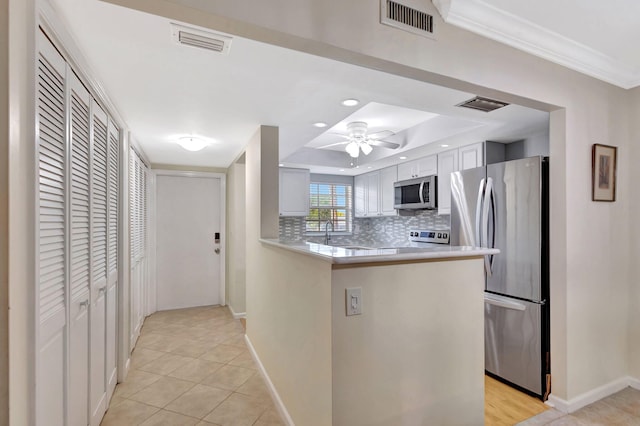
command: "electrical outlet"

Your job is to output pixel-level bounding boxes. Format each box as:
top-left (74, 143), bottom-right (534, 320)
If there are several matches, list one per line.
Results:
top-left (345, 288), bottom-right (362, 316)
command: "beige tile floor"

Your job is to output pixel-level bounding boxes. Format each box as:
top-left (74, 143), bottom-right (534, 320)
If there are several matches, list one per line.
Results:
top-left (101, 305), bottom-right (284, 426)
top-left (516, 387), bottom-right (640, 425)
top-left (104, 305), bottom-right (640, 426)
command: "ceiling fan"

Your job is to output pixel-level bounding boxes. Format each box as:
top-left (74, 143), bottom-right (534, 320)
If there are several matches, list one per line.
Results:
top-left (318, 121), bottom-right (401, 158)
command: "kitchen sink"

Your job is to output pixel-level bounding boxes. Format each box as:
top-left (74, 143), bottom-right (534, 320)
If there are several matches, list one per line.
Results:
top-left (334, 245), bottom-right (378, 250)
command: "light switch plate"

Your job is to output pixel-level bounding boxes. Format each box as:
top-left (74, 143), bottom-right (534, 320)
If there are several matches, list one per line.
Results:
top-left (346, 287), bottom-right (362, 316)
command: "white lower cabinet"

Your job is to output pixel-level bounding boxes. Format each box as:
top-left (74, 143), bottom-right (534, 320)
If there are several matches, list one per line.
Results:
top-left (279, 168), bottom-right (310, 216)
top-left (354, 166), bottom-right (398, 217)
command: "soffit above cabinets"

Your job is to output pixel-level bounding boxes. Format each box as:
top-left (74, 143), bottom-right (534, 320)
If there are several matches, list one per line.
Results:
top-left (433, 0), bottom-right (640, 89)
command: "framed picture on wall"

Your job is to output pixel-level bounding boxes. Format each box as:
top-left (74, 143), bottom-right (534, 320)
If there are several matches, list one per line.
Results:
top-left (592, 143), bottom-right (617, 202)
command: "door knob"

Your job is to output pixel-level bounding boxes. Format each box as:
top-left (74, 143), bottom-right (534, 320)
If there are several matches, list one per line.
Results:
top-left (214, 248), bottom-right (220, 254)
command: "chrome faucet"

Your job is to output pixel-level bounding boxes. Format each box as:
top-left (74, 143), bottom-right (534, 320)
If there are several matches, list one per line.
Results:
top-left (324, 220), bottom-right (334, 245)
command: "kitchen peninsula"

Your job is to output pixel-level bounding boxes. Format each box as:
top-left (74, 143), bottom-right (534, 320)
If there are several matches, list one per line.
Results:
top-left (246, 239), bottom-right (498, 426)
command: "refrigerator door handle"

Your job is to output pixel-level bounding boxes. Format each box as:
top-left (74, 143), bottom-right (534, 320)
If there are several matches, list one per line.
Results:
top-left (484, 293), bottom-right (526, 311)
top-left (475, 178), bottom-right (485, 247)
top-left (488, 179), bottom-right (496, 273)
top-left (482, 177), bottom-right (494, 276)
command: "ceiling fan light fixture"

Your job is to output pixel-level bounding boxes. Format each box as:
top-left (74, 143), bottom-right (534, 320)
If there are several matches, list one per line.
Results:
top-left (346, 141), bottom-right (360, 158)
top-left (360, 142), bottom-right (373, 155)
top-left (177, 136), bottom-right (209, 152)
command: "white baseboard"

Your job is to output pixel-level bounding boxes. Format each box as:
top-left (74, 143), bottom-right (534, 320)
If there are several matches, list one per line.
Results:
top-left (547, 376), bottom-right (636, 413)
top-left (228, 304), bottom-right (246, 319)
top-left (245, 335), bottom-right (294, 426)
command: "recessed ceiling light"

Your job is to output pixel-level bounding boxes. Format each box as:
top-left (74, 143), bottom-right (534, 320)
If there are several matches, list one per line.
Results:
top-left (313, 122), bottom-right (327, 128)
top-left (339, 169), bottom-right (345, 172)
top-left (279, 163), bottom-right (284, 167)
top-left (367, 166), bottom-right (372, 169)
top-left (441, 144), bottom-right (450, 147)
top-left (341, 99), bottom-right (359, 107)
top-left (399, 156), bottom-right (407, 160)
top-left (177, 136), bottom-right (209, 152)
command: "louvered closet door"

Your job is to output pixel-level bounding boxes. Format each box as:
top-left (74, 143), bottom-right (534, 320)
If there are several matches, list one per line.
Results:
top-left (68, 70), bottom-right (91, 426)
top-left (36, 30), bottom-right (67, 426)
top-left (90, 100), bottom-right (108, 426)
top-left (129, 150), bottom-right (145, 348)
top-left (106, 118), bottom-right (119, 398)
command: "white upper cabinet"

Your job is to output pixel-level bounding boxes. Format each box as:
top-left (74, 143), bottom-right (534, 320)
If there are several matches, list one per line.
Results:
top-left (380, 166), bottom-right (398, 216)
top-left (437, 149), bottom-right (459, 216)
top-left (354, 166), bottom-right (398, 218)
top-left (459, 142), bottom-right (484, 171)
top-left (437, 142), bottom-right (485, 215)
top-left (397, 155), bottom-right (437, 181)
top-left (279, 168), bottom-right (310, 216)
top-left (354, 174), bottom-right (366, 218)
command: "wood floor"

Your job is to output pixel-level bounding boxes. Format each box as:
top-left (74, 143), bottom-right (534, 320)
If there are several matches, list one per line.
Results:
top-left (485, 375), bottom-right (548, 425)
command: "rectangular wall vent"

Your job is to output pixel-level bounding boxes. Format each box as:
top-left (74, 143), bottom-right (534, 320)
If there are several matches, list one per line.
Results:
top-left (171, 23), bottom-right (232, 54)
top-left (456, 96), bottom-right (510, 112)
top-left (380, 0), bottom-right (435, 39)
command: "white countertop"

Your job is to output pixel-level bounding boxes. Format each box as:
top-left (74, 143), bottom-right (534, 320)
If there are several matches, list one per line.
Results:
top-left (260, 239), bottom-right (500, 264)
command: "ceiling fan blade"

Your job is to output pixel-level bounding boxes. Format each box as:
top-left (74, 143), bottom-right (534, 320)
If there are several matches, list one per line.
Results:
top-left (367, 130), bottom-right (395, 140)
top-left (317, 141), bottom-right (350, 149)
top-left (368, 139), bottom-right (400, 149)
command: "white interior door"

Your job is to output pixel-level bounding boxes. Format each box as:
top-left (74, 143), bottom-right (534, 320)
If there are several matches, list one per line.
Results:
top-left (156, 175), bottom-right (221, 310)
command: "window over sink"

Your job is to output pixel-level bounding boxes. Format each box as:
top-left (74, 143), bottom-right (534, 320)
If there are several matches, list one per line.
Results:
top-left (306, 182), bottom-right (353, 233)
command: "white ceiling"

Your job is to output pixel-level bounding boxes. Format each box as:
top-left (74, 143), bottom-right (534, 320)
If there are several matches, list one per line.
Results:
top-left (49, 0), bottom-right (559, 174)
top-left (434, 0), bottom-right (640, 89)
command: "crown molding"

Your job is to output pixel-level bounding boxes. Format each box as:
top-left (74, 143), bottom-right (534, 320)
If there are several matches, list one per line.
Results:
top-left (433, 0), bottom-right (639, 89)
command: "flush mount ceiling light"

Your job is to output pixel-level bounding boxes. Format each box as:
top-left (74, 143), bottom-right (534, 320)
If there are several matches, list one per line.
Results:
top-left (313, 122), bottom-right (328, 128)
top-left (341, 99), bottom-right (359, 107)
top-left (177, 136), bottom-right (209, 152)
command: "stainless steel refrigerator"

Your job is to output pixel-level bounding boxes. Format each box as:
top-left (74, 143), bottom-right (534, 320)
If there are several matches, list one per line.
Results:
top-left (450, 156), bottom-right (550, 399)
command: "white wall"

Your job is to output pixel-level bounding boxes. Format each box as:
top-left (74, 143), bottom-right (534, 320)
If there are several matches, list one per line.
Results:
top-left (106, 0), bottom-right (634, 402)
top-left (629, 87), bottom-right (640, 380)
top-left (244, 126), bottom-right (334, 425)
top-left (331, 259), bottom-right (485, 425)
top-left (7, 0), bottom-right (36, 423)
top-left (226, 161), bottom-right (246, 315)
top-left (0, 0), bottom-right (8, 422)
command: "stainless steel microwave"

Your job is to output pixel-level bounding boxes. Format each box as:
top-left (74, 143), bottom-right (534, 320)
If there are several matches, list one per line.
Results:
top-left (393, 175), bottom-right (438, 210)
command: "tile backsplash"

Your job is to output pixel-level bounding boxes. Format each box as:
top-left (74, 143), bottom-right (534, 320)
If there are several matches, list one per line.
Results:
top-left (280, 210), bottom-right (450, 246)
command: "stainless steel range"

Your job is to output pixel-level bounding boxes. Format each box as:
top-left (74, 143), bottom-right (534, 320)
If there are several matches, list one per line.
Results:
top-left (408, 229), bottom-right (450, 246)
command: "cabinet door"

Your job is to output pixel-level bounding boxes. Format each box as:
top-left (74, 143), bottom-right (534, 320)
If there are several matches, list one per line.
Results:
top-left (279, 168), bottom-right (310, 216)
top-left (366, 172), bottom-right (380, 216)
top-left (437, 149), bottom-right (459, 215)
top-left (397, 160), bottom-right (415, 181)
top-left (380, 166), bottom-right (397, 216)
top-left (354, 174), bottom-right (367, 217)
top-left (459, 142), bottom-right (484, 171)
top-left (416, 155), bottom-right (438, 177)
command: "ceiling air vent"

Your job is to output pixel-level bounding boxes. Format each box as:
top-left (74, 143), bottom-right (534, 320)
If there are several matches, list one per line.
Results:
top-left (171, 23), bottom-right (232, 54)
top-left (456, 96), bottom-right (510, 113)
top-left (380, 0), bottom-right (436, 40)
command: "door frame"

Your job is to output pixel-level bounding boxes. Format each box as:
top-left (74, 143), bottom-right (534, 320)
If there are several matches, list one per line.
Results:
top-left (150, 170), bottom-right (226, 315)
